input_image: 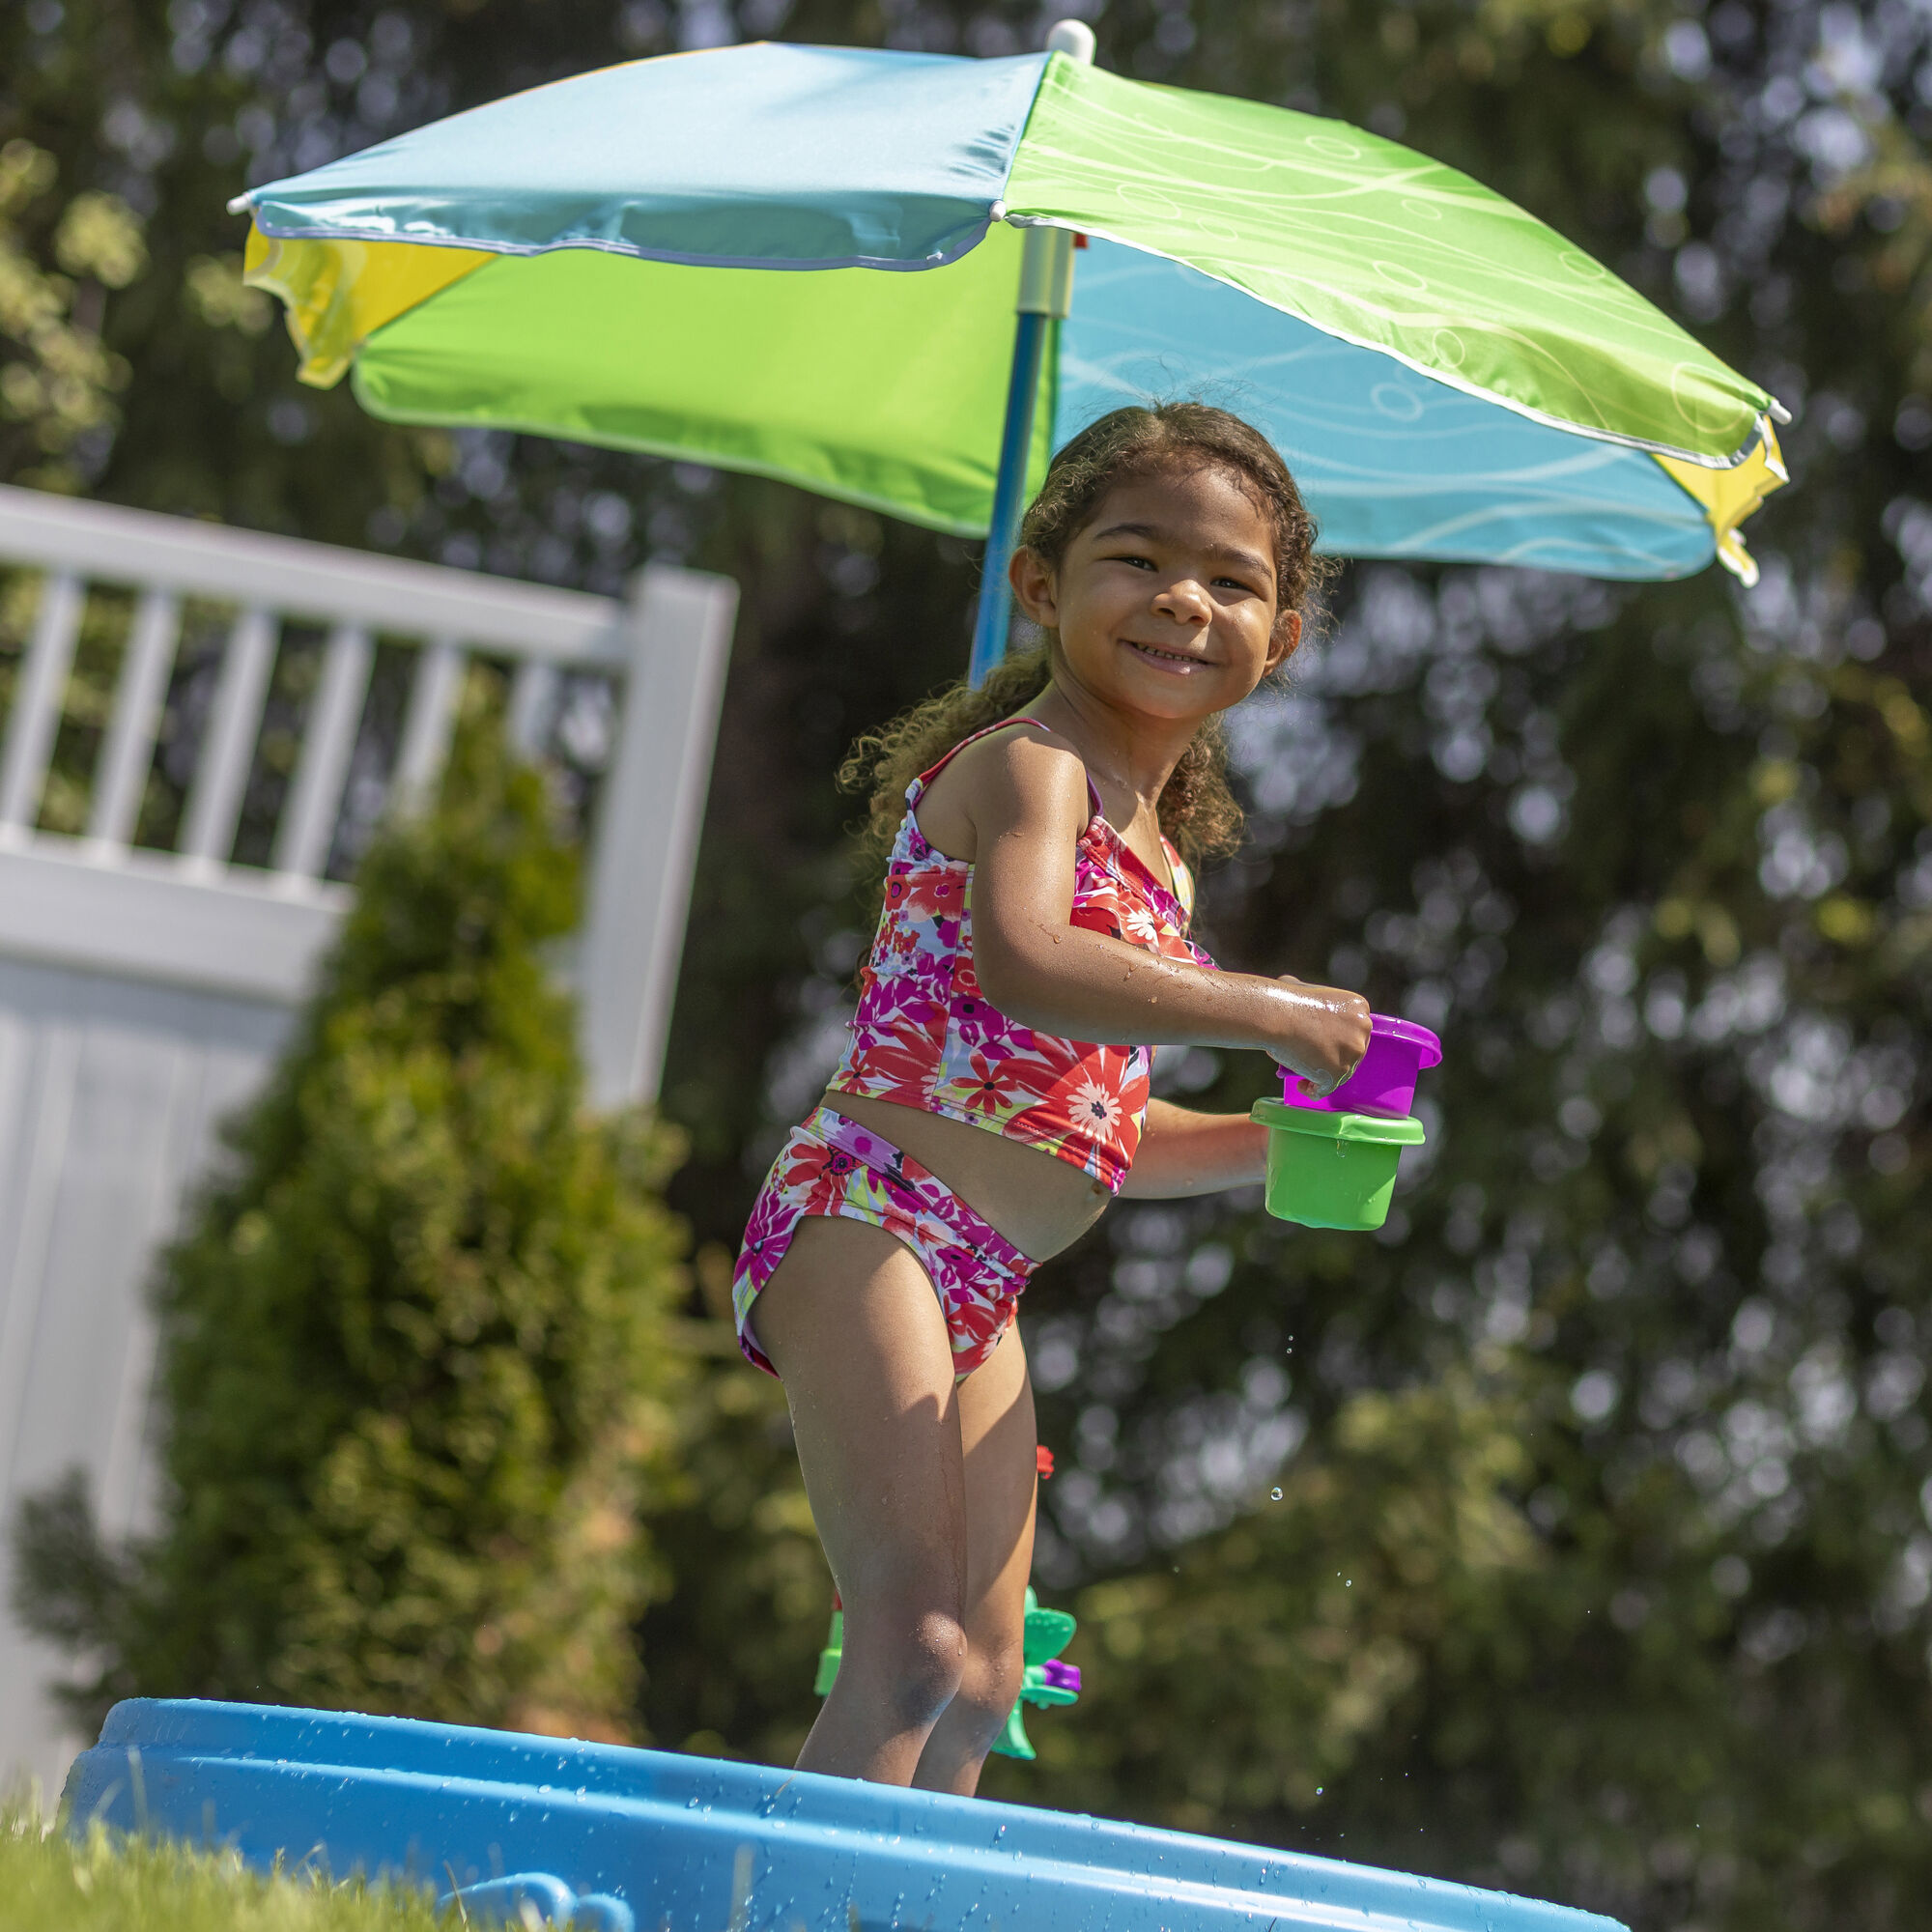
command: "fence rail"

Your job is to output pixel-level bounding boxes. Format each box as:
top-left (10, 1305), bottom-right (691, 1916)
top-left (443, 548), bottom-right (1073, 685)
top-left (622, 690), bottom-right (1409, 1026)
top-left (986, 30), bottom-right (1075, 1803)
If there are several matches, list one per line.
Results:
top-left (0, 486), bottom-right (633, 656)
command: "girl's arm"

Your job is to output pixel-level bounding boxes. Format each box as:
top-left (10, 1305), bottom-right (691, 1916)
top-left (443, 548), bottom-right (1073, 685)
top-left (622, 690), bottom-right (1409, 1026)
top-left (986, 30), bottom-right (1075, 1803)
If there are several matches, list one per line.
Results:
top-left (1116, 1098), bottom-right (1267, 1198)
top-left (966, 733), bottom-right (1370, 1092)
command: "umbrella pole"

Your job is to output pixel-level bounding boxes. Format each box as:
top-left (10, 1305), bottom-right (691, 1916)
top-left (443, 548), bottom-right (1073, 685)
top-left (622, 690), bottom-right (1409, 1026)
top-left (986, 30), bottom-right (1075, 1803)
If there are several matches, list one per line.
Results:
top-left (967, 19), bottom-right (1094, 689)
top-left (968, 307), bottom-right (1051, 688)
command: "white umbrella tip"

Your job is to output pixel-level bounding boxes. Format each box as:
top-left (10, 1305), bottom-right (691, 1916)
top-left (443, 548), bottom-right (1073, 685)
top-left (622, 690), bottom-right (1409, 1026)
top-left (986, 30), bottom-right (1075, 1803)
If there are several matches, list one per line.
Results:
top-left (1045, 18), bottom-right (1096, 63)
top-left (226, 193), bottom-right (254, 215)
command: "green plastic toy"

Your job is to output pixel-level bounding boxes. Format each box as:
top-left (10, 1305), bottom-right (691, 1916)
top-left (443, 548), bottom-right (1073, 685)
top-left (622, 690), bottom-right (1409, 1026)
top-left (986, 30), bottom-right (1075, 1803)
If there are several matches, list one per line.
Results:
top-left (813, 1586), bottom-right (1082, 1762)
top-left (1249, 1095), bottom-right (1426, 1231)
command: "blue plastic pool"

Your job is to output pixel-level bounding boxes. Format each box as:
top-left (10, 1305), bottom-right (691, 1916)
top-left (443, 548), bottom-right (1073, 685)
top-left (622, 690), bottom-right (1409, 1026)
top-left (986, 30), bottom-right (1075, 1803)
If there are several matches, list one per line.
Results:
top-left (65, 1699), bottom-right (1626, 1932)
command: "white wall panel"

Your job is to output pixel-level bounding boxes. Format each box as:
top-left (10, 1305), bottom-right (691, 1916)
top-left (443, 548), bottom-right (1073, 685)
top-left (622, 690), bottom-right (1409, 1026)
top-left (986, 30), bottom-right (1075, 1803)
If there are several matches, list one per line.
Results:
top-left (0, 960), bottom-right (292, 1802)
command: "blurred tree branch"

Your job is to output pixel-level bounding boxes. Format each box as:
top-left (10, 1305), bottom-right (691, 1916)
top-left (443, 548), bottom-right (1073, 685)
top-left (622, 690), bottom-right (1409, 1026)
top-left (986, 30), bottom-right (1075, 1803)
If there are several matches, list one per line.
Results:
top-left (0, 138), bottom-right (145, 491)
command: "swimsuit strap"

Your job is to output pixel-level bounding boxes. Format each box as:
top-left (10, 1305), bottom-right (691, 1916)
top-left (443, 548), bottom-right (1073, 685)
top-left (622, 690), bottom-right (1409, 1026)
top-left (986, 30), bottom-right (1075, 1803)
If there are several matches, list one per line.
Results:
top-left (1160, 835), bottom-right (1191, 916)
top-left (906, 715), bottom-right (1104, 817)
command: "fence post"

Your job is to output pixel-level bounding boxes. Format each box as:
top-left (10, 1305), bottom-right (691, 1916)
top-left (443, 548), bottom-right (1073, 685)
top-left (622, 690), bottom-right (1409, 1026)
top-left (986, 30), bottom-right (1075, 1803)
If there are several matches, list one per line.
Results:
top-left (577, 564), bottom-right (738, 1111)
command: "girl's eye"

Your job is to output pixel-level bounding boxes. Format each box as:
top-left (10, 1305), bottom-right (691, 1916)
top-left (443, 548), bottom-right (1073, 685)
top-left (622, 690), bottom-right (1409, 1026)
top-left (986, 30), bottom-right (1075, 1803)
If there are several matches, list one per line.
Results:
top-left (1105, 553), bottom-right (1264, 594)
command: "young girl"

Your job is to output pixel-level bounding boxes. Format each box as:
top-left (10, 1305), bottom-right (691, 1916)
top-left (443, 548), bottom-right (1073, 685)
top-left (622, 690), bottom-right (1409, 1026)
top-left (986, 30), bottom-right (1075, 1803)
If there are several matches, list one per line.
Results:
top-left (732, 403), bottom-right (1371, 1794)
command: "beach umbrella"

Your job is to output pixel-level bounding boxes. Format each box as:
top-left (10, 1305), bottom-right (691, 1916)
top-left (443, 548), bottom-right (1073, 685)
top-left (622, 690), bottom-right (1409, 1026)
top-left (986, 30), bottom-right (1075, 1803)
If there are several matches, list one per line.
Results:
top-left (234, 24), bottom-right (1788, 681)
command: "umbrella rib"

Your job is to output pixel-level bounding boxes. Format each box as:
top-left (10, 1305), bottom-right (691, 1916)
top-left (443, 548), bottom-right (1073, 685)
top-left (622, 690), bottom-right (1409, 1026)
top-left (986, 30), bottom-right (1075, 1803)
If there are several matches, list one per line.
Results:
top-left (245, 214), bottom-right (1002, 277)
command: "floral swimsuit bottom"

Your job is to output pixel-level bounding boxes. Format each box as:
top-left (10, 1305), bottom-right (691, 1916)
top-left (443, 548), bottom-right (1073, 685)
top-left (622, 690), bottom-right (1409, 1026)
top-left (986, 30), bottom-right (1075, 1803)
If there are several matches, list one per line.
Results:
top-left (732, 1103), bottom-right (1035, 1378)
top-left (733, 719), bottom-right (1213, 1381)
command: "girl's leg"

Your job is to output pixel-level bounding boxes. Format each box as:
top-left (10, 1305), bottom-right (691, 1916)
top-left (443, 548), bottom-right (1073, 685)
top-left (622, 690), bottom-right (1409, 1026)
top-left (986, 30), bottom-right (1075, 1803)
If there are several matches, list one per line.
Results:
top-left (912, 1321), bottom-right (1037, 1795)
top-left (748, 1215), bottom-right (970, 1784)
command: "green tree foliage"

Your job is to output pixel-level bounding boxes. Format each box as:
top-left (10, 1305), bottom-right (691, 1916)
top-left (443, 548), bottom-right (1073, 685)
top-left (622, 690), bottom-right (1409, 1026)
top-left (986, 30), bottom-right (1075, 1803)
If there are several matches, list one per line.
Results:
top-left (0, 135), bottom-right (146, 492)
top-left (1045, 1376), bottom-right (1547, 1825)
top-left (14, 719), bottom-right (690, 1743)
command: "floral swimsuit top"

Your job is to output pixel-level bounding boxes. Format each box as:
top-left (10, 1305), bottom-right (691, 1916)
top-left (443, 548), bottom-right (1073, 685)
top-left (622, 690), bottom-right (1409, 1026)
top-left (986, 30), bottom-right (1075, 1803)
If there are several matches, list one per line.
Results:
top-left (827, 718), bottom-right (1215, 1193)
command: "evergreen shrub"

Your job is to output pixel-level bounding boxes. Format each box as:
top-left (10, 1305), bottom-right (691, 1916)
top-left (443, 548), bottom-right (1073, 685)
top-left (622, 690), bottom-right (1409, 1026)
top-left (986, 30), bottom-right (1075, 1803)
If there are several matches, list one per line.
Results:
top-left (14, 718), bottom-right (690, 1743)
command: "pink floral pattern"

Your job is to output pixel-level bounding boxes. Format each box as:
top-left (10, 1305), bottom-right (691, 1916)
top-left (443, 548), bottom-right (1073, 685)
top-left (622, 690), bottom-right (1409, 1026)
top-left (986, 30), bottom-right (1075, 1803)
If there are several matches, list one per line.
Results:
top-left (826, 719), bottom-right (1215, 1192)
top-left (733, 1105), bottom-right (1033, 1380)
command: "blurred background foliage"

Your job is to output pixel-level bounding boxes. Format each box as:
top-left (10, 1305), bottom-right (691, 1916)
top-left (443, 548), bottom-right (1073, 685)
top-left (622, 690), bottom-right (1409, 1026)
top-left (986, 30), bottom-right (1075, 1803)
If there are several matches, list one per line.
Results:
top-left (6, 0), bottom-right (1932, 1926)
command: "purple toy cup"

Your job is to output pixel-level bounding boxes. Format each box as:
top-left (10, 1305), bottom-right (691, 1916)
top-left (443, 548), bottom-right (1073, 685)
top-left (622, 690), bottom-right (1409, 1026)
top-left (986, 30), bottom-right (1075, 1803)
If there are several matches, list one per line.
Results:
top-left (1280, 1013), bottom-right (1442, 1118)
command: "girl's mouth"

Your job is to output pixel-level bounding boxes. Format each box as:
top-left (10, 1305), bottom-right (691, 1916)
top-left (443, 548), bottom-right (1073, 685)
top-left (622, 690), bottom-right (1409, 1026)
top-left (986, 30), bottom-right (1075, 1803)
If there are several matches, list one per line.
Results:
top-left (1122, 637), bottom-right (1207, 672)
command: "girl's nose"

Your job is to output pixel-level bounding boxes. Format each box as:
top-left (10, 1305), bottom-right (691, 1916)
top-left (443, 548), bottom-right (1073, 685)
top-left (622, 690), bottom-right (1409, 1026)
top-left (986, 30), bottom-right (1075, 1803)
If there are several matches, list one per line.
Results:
top-left (1151, 577), bottom-right (1212, 624)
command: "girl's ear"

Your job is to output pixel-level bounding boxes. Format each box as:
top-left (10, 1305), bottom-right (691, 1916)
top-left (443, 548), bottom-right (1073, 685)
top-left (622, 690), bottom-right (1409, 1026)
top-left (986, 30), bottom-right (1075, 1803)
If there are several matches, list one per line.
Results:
top-left (1265, 609), bottom-right (1303, 675)
top-left (1009, 546), bottom-right (1060, 629)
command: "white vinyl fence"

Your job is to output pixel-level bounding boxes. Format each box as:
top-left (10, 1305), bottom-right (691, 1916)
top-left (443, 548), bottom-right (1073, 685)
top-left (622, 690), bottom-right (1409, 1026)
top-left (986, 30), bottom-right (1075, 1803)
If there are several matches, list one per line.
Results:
top-left (0, 484), bottom-right (737, 1797)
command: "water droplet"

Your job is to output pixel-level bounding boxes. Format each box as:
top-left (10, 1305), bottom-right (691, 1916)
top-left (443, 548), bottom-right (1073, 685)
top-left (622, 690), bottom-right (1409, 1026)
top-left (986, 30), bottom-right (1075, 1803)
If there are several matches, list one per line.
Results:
top-left (1269, 1487), bottom-right (1283, 1501)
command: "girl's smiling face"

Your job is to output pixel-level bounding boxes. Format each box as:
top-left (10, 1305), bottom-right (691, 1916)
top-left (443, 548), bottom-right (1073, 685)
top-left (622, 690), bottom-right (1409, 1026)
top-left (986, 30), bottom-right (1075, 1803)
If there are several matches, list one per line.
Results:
top-left (1011, 461), bottom-right (1301, 724)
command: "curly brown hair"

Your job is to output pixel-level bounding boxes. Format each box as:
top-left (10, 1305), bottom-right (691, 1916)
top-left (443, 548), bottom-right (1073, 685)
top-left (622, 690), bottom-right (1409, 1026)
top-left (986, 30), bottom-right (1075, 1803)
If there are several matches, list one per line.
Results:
top-left (839, 403), bottom-right (1332, 873)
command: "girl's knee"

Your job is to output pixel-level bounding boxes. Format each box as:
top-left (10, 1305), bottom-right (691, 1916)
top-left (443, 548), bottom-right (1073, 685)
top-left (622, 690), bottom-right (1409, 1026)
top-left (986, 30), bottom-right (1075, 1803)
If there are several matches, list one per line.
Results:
top-left (950, 1627), bottom-right (1027, 1742)
top-left (880, 1607), bottom-right (970, 1725)
top-left (844, 1577), bottom-right (970, 1728)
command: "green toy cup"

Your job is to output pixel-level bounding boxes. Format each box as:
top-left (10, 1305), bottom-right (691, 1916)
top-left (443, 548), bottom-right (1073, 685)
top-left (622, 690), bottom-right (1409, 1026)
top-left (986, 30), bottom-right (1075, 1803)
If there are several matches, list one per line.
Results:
top-left (1250, 1097), bottom-right (1426, 1231)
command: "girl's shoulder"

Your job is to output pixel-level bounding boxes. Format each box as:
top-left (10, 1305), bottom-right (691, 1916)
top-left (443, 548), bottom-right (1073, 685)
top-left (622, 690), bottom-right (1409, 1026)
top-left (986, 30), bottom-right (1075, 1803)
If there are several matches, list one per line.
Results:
top-left (910, 716), bottom-right (1099, 861)
top-left (915, 714), bottom-right (1095, 809)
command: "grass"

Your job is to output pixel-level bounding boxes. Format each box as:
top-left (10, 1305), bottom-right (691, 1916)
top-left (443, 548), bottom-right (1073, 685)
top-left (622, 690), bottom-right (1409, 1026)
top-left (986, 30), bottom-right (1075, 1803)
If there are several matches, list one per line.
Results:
top-left (0, 1806), bottom-right (449, 1932)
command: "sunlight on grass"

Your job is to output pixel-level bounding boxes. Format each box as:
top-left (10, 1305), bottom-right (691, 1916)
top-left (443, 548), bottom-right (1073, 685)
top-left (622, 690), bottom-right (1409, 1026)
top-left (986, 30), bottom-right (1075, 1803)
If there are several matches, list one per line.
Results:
top-left (0, 1804), bottom-right (451, 1932)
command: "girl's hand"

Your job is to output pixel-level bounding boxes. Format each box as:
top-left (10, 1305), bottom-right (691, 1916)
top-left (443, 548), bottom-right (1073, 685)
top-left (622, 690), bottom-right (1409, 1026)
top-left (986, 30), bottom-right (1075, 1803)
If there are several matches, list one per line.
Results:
top-left (1266, 978), bottom-right (1373, 1097)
